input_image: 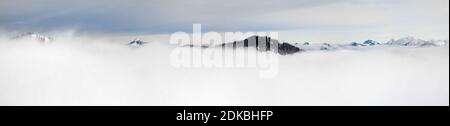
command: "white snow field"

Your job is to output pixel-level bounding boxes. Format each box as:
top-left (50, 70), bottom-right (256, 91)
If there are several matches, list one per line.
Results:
top-left (0, 35), bottom-right (448, 106)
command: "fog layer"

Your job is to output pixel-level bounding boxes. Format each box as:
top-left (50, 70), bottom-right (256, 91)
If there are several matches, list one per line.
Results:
top-left (0, 36), bottom-right (448, 105)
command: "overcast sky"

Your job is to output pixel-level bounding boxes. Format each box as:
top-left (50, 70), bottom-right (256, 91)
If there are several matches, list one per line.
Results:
top-left (0, 0), bottom-right (448, 42)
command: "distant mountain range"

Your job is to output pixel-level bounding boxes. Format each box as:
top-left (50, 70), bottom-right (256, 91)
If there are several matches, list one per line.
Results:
top-left (8, 32), bottom-right (449, 55)
top-left (385, 37), bottom-right (449, 47)
top-left (182, 36), bottom-right (449, 55)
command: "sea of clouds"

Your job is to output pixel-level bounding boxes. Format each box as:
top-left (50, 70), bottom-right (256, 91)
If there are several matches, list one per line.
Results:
top-left (0, 32), bottom-right (448, 106)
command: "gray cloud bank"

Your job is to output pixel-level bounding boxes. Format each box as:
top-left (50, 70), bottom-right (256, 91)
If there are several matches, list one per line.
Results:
top-left (0, 0), bottom-right (448, 40)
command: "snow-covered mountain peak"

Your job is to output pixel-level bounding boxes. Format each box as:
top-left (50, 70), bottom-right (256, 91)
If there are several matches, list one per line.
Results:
top-left (12, 32), bottom-right (53, 43)
top-left (385, 37), bottom-right (449, 47)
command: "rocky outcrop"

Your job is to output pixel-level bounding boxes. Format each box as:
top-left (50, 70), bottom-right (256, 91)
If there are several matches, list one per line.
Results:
top-left (278, 43), bottom-right (302, 55)
top-left (320, 43), bottom-right (336, 50)
top-left (128, 39), bottom-right (147, 47)
top-left (350, 42), bottom-right (365, 46)
top-left (363, 40), bottom-right (380, 46)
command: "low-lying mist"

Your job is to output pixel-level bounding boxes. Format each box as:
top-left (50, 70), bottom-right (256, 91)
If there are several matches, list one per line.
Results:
top-left (0, 34), bottom-right (448, 106)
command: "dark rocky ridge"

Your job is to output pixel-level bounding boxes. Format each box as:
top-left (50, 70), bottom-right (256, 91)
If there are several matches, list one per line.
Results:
top-left (278, 43), bottom-right (302, 55)
top-left (128, 39), bottom-right (148, 47)
top-left (218, 35), bottom-right (303, 55)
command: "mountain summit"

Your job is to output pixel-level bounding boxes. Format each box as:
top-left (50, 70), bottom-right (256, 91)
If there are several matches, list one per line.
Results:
top-left (218, 35), bottom-right (302, 55)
